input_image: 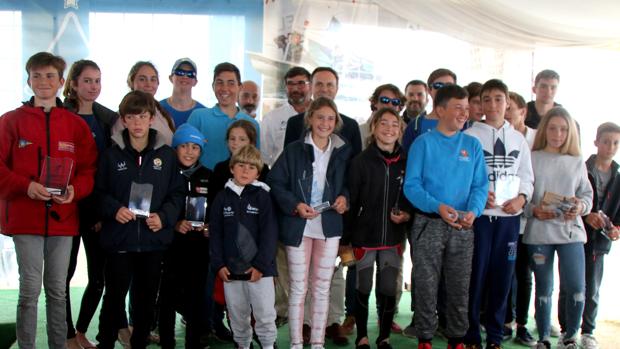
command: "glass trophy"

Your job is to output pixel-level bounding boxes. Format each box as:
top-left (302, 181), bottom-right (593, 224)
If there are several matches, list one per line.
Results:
top-left (128, 182), bottom-right (153, 218)
top-left (39, 157), bottom-right (73, 195)
top-left (185, 196), bottom-right (207, 228)
top-left (599, 210), bottom-right (614, 240)
top-left (494, 176), bottom-right (520, 206)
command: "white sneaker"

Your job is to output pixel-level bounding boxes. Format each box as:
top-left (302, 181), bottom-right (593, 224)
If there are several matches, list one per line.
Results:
top-left (581, 334), bottom-right (599, 349)
top-left (550, 325), bottom-right (561, 337)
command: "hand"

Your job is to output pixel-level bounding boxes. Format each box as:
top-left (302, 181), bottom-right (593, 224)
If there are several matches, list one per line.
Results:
top-left (458, 211), bottom-right (475, 229)
top-left (115, 207), bottom-right (136, 224)
top-left (533, 205), bottom-right (557, 221)
top-left (609, 227), bottom-right (619, 241)
top-left (585, 212), bottom-right (606, 230)
top-left (485, 191), bottom-right (496, 209)
top-left (92, 221), bottom-right (102, 232)
top-left (146, 213), bottom-right (162, 232)
top-left (296, 202), bottom-right (319, 219)
top-left (52, 185), bottom-right (74, 204)
top-left (175, 220), bottom-right (193, 234)
top-left (502, 195), bottom-right (526, 215)
top-left (218, 267), bottom-right (231, 282)
top-left (332, 195), bottom-right (348, 214)
top-left (390, 210), bottom-right (411, 224)
top-left (27, 181), bottom-right (51, 201)
top-left (246, 267), bottom-right (263, 282)
top-left (438, 204), bottom-right (461, 229)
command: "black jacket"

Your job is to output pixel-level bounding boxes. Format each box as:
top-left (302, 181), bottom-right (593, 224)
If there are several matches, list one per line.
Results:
top-left (97, 129), bottom-right (185, 253)
top-left (209, 182), bottom-right (278, 277)
top-left (343, 143), bottom-right (412, 247)
top-left (584, 155), bottom-right (620, 255)
top-left (267, 133), bottom-right (352, 247)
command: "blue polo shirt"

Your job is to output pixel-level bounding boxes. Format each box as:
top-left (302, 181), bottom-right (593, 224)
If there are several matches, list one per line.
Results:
top-left (187, 105), bottom-right (260, 170)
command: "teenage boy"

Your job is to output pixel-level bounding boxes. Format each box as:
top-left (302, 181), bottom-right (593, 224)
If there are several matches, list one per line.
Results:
top-left (463, 79), bottom-right (534, 349)
top-left (402, 68), bottom-right (457, 154)
top-left (210, 145), bottom-right (278, 349)
top-left (95, 90), bottom-right (185, 349)
top-left (188, 62), bottom-right (260, 170)
top-left (524, 69), bottom-right (561, 129)
top-left (566, 122), bottom-right (620, 349)
top-left (160, 58), bottom-right (206, 127)
top-left (0, 51), bottom-right (97, 349)
top-left (404, 84), bottom-right (488, 349)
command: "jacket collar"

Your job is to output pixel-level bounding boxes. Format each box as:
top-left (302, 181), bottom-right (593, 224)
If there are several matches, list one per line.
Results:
top-left (586, 154), bottom-right (620, 175)
top-left (224, 178), bottom-right (270, 196)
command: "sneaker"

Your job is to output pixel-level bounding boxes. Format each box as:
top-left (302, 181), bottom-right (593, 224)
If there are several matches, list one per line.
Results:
top-left (402, 322), bottom-right (417, 338)
top-left (550, 325), bottom-right (561, 337)
top-left (502, 325), bottom-right (513, 341)
top-left (341, 315), bottom-right (355, 335)
top-left (560, 340), bottom-right (578, 349)
top-left (391, 321), bottom-right (403, 333)
top-left (514, 326), bottom-right (536, 346)
top-left (418, 342), bottom-right (432, 349)
top-left (117, 327), bottom-right (132, 349)
top-left (581, 334), bottom-right (598, 349)
top-left (325, 323), bottom-right (349, 345)
top-left (377, 340), bottom-right (393, 349)
top-left (486, 343), bottom-right (502, 349)
top-left (534, 340), bottom-right (551, 349)
top-left (447, 344), bottom-right (465, 349)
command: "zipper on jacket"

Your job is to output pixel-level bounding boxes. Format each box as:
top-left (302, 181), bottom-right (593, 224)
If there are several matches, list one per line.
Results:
top-left (381, 162), bottom-right (389, 246)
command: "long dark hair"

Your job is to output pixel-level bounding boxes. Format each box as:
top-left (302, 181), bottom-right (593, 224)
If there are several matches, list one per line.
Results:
top-left (63, 59), bottom-right (100, 112)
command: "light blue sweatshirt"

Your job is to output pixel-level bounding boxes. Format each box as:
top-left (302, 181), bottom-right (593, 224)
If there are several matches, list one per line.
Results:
top-left (404, 129), bottom-right (489, 217)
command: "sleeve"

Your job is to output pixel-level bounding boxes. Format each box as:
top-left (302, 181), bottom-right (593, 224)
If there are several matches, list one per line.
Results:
top-left (342, 156), bottom-right (362, 245)
top-left (283, 116), bottom-right (300, 148)
top-left (252, 192), bottom-right (279, 275)
top-left (403, 139), bottom-right (442, 214)
top-left (156, 157), bottom-right (186, 229)
top-left (517, 139), bottom-right (535, 201)
top-left (576, 161), bottom-right (594, 216)
top-left (96, 151), bottom-right (124, 219)
top-left (0, 114), bottom-right (31, 200)
top-left (467, 140), bottom-right (490, 217)
top-left (71, 120), bottom-right (98, 201)
top-left (266, 148), bottom-right (301, 216)
top-left (209, 192), bottom-right (226, 273)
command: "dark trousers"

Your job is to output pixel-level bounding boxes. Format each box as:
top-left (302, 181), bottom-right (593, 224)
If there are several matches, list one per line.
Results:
top-left (97, 251), bottom-right (164, 349)
top-left (465, 215), bottom-right (519, 346)
top-left (505, 234), bottom-right (533, 326)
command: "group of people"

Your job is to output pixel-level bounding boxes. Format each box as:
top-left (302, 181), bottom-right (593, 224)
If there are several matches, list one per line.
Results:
top-left (0, 51), bottom-right (618, 349)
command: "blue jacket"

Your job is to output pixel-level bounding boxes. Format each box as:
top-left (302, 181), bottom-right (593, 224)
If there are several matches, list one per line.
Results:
top-left (268, 133), bottom-right (352, 247)
top-left (209, 181), bottom-right (278, 277)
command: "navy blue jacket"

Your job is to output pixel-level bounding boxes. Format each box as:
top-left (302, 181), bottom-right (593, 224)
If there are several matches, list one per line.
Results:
top-left (585, 155), bottom-right (620, 255)
top-left (209, 183), bottom-right (278, 277)
top-left (97, 129), bottom-right (185, 253)
top-left (267, 134), bottom-right (352, 247)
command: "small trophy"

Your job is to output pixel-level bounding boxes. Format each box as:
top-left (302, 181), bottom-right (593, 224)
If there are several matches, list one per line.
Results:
top-left (391, 173), bottom-right (404, 215)
top-left (599, 210), bottom-right (614, 240)
top-left (313, 201), bottom-right (331, 213)
top-left (494, 176), bottom-right (521, 206)
top-left (185, 196), bottom-right (207, 228)
top-left (128, 182), bottom-right (153, 218)
top-left (39, 157), bottom-right (73, 195)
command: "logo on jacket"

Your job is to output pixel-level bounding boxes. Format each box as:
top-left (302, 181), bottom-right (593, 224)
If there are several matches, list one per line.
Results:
top-left (117, 161), bottom-right (127, 171)
top-left (246, 203), bottom-right (259, 215)
top-left (18, 139), bottom-right (33, 148)
top-left (153, 158), bottom-right (162, 171)
top-left (58, 141), bottom-right (75, 153)
top-left (458, 149), bottom-right (470, 162)
top-left (223, 206), bottom-right (234, 217)
top-left (483, 138), bottom-right (520, 169)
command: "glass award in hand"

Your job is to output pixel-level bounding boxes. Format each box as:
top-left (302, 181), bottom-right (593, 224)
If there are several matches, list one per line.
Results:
top-left (128, 182), bottom-right (153, 218)
top-left (185, 196), bottom-right (207, 228)
top-left (39, 156), bottom-right (73, 195)
top-left (599, 210), bottom-right (614, 240)
top-left (494, 176), bottom-right (521, 206)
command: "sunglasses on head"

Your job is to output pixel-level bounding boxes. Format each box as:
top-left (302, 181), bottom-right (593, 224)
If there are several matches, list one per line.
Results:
top-left (379, 96), bottom-right (401, 106)
top-left (431, 82), bottom-right (453, 90)
top-left (174, 69), bottom-right (197, 79)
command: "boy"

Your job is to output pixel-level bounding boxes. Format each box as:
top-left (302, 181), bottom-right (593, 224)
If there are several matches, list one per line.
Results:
top-left (95, 90), bottom-right (185, 349)
top-left (404, 85), bottom-right (488, 349)
top-left (524, 69), bottom-right (561, 129)
top-left (159, 58), bottom-right (206, 127)
top-left (568, 122), bottom-right (620, 349)
top-left (158, 123), bottom-right (213, 349)
top-left (0, 52), bottom-right (97, 349)
top-left (210, 145), bottom-right (278, 349)
top-left (463, 79), bottom-right (534, 349)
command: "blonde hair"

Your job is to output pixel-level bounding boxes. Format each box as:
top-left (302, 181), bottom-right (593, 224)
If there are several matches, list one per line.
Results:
top-left (532, 107), bottom-right (581, 156)
top-left (367, 107), bottom-right (404, 147)
top-left (303, 96), bottom-right (343, 132)
top-left (229, 145), bottom-right (264, 173)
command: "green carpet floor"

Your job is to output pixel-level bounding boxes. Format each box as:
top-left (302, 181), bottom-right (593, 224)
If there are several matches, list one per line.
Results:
top-left (0, 287), bottom-right (557, 348)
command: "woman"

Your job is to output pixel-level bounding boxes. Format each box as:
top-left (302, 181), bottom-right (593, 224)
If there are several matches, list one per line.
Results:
top-left (343, 108), bottom-right (411, 349)
top-left (62, 59), bottom-right (119, 349)
top-left (268, 97), bottom-right (351, 349)
top-left (523, 107), bottom-right (593, 349)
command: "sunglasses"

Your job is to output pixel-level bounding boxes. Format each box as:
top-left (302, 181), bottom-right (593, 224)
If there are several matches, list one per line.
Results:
top-left (174, 69), bottom-right (197, 79)
top-left (379, 96), bottom-right (402, 107)
top-left (431, 82), bottom-right (453, 90)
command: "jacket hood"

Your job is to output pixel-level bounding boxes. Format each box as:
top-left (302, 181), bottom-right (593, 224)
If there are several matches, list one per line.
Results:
top-left (224, 178), bottom-right (271, 196)
top-left (586, 154), bottom-right (620, 174)
top-left (111, 128), bottom-right (167, 150)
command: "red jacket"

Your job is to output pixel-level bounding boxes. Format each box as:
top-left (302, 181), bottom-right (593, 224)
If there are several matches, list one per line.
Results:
top-left (0, 100), bottom-right (98, 236)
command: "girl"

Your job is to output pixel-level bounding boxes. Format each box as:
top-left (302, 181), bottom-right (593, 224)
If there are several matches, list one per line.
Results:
top-left (506, 91), bottom-right (537, 148)
top-left (112, 61), bottom-right (176, 144)
top-left (343, 108), bottom-right (411, 349)
top-left (523, 107), bottom-right (593, 349)
top-left (62, 59), bottom-right (119, 349)
top-left (268, 97), bottom-right (352, 349)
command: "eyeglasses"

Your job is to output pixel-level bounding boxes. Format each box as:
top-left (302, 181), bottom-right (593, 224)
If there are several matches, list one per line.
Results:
top-left (431, 82), bottom-right (453, 90)
top-left (174, 69), bottom-right (197, 79)
top-left (379, 96), bottom-right (402, 107)
top-left (286, 80), bottom-right (310, 87)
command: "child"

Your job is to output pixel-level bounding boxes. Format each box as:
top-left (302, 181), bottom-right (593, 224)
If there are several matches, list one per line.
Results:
top-left (522, 107), bottom-right (593, 349)
top-left (95, 90), bottom-right (185, 349)
top-left (506, 92), bottom-right (537, 148)
top-left (0, 52), bottom-right (98, 349)
top-left (567, 122), bottom-right (620, 349)
top-left (463, 79), bottom-right (534, 349)
top-left (209, 145), bottom-right (278, 349)
top-left (268, 97), bottom-right (351, 349)
top-left (343, 107), bottom-right (412, 349)
top-left (158, 123), bottom-right (212, 349)
top-left (404, 84), bottom-right (488, 349)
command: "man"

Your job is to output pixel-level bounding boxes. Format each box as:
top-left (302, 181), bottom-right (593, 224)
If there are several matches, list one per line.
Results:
top-left (524, 69), bottom-right (560, 129)
top-left (403, 80), bottom-right (429, 124)
top-left (402, 69), bottom-right (457, 154)
top-left (238, 80), bottom-right (260, 118)
top-left (159, 57), bottom-right (206, 127)
top-left (260, 67), bottom-right (311, 167)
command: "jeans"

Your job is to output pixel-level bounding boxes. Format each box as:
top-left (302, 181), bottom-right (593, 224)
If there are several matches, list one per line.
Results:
top-left (528, 243), bottom-right (585, 341)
